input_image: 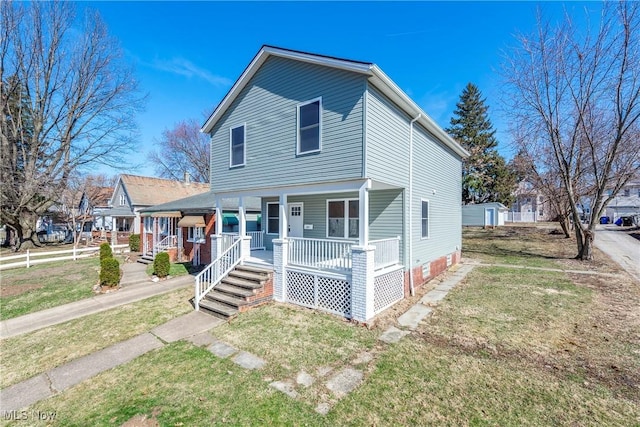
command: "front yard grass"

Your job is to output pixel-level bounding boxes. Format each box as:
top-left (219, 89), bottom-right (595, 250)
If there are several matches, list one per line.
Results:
top-left (2, 226), bottom-right (638, 425)
top-left (0, 287), bottom-right (193, 389)
top-left (0, 257), bottom-right (108, 320)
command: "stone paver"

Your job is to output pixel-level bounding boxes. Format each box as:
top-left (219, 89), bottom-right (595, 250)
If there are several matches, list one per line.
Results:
top-left (187, 332), bottom-right (218, 347)
top-left (232, 351), bottom-right (266, 370)
top-left (379, 326), bottom-right (410, 343)
top-left (48, 333), bottom-right (162, 392)
top-left (325, 367), bottom-right (363, 398)
top-left (151, 311), bottom-right (223, 343)
top-left (208, 340), bottom-right (238, 358)
top-left (296, 371), bottom-right (315, 387)
top-left (421, 289), bottom-right (448, 305)
top-left (270, 380), bottom-right (298, 398)
top-left (352, 351), bottom-right (374, 365)
top-left (0, 374), bottom-right (53, 412)
top-left (397, 305), bottom-right (433, 330)
top-left (315, 402), bottom-right (331, 415)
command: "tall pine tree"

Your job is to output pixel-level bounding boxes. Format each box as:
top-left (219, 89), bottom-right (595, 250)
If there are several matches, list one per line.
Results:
top-left (447, 83), bottom-right (515, 205)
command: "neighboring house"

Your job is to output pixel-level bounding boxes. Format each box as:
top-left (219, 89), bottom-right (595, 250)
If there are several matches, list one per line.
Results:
top-left (139, 192), bottom-right (261, 266)
top-left (603, 180), bottom-right (640, 223)
top-left (99, 174), bottom-right (209, 244)
top-left (508, 181), bottom-right (552, 222)
top-left (462, 202), bottom-right (508, 227)
top-left (197, 46), bottom-right (468, 323)
top-left (79, 186), bottom-right (114, 233)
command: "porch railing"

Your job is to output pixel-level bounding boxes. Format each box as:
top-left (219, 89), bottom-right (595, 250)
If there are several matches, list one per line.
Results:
top-left (194, 238), bottom-right (242, 310)
top-left (222, 231), bottom-right (266, 250)
top-left (154, 234), bottom-right (177, 256)
top-left (370, 236), bottom-right (401, 271)
top-left (288, 237), bottom-right (353, 272)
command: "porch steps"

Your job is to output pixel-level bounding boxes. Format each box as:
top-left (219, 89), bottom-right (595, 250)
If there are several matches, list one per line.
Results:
top-left (199, 265), bottom-right (273, 320)
top-left (137, 253), bottom-right (154, 265)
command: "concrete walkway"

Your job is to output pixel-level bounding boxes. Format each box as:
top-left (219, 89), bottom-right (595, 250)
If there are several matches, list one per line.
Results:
top-left (0, 262), bottom-right (193, 339)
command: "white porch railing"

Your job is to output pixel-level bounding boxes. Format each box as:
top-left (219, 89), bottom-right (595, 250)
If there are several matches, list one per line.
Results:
top-left (288, 237), bottom-right (354, 272)
top-left (194, 238), bottom-right (242, 310)
top-left (370, 236), bottom-right (401, 271)
top-left (154, 234), bottom-right (177, 256)
top-left (222, 231), bottom-right (266, 250)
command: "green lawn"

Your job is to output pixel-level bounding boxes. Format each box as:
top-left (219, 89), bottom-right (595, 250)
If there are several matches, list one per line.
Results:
top-left (0, 257), bottom-right (104, 320)
top-left (2, 226), bottom-right (638, 425)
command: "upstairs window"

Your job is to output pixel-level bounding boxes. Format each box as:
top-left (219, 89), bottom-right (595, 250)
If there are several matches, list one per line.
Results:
top-left (230, 124), bottom-right (246, 167)
top-left (119, 194), bottom-right (126, 206)
top-left (297, 98), bottom-right (322, 155)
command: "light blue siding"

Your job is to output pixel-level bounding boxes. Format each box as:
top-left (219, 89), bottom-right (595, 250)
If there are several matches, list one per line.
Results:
top-left (366, 83), bottom-right (463, 269)
top-left (210, 56), bottom-right (366, 192)
top-left (369, 189), bottom-right (405, 264)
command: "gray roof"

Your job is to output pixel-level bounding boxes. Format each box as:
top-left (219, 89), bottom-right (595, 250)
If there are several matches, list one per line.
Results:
top-left (139, 191), bottom-right (261, 214)
top-left (96, 206), bottom-right (137, 217)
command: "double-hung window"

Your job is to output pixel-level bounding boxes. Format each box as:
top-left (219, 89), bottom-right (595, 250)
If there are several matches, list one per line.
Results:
top-left (188, 227), bottom-right (205, 242)
top-left (266, 203), bottom-right (279, 235)
top-left (421, 199), bottom-right (430, 239)
top-left (297, 98), bottom-right (321, 155)
top-left (230, 124), bottom-right (246, 167)
top-left (327, 199), bottom-right (359, 239)
top-left (119, 194), bottom-right (126, 206)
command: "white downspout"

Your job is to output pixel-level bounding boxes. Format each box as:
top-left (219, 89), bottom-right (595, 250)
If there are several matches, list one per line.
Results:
top-left (409, 114), bottom-right (421, 297)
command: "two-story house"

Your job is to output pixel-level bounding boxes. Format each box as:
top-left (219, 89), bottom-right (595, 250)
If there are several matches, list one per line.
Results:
top-left (196, 46), bottom-right (468, 323)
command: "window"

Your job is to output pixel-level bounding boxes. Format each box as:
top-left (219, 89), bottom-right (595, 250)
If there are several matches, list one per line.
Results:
top-left (229, 124), bottom-right (246, 167)
top-left (188, 227), bottom-right (205, 242)
top-left (624, 188), bottom-right (630, 197)
top-left (266, 203), bottom-right (279, 235)
top-left (327, 199), bottom-right (359, 239)
top-left (421, 200), bottom-right (429, 239)
top-left (144, 217), bottom-right (152, 233)
top-left (297, 98), bottom-right (321, 154)
top-left (119, 194), bottom-right (126, 206)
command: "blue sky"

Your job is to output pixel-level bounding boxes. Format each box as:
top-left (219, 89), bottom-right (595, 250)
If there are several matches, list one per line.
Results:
top-left (85, 1), bottom-right (595, 177)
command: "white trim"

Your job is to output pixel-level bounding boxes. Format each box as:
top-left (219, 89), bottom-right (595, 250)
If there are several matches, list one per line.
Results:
top-left (420, 198), bottom-right (430, 239)
top-left (229, 123), bottom-right (246, 168)
top-left (326, 198), bottom-right (360, 240)
top-left (297, 97), bottom-right (322, 155)
top-left (266, 202), bottom-right (279, 235)
top-left (210, 178), bottom-right (367, 199)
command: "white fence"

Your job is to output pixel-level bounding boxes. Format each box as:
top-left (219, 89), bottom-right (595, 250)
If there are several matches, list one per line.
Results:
top-left (288, 237), bottom-right (353, 272)
top-left (0, 244), bottom-right (130, 271)
top-left (506, 212), bottom-right (539, 223)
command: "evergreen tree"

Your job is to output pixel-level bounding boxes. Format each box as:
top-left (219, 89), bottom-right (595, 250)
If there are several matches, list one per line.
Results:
top-left (447, 83), bottom-right (515, 205)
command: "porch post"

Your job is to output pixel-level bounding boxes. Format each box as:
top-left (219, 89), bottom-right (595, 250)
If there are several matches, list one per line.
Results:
top-left (279, 193), bottom-right (288, 239)
top-left (273, 238), bottom-right (288, 302)
top-left (359, 180), bottom-right (370, 247)
top-left (238, 197), bottom-right (251, 261)
top-left (215, 197), bottom-right (222, 235)
top-left (153, 217), bottom-right (158, 257)
top-left (351, 245), bottom-right (375, 322)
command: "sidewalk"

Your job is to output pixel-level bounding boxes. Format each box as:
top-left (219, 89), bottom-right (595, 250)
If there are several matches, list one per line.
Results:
top-left (0, 262), bottom-right (193, 339)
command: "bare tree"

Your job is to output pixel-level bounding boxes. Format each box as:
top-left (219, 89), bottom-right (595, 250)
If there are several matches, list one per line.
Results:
top-left (502, 2), bottom-right (640, 260)
top-left (149, 118), bottom-right (210, 183)
top-left (0, 1), bottom-right (145, 250)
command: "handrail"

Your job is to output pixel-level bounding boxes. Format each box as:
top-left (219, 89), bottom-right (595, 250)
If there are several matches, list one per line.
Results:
top-left (194, 238), bottom-right (242, 310)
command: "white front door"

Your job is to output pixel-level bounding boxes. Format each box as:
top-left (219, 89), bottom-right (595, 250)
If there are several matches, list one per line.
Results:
top-left (288, 203), bottom-right (304, 237)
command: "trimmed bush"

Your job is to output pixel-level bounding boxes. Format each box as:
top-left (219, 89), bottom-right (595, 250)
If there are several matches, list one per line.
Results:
top-left (129, 234), bottom-right (140, 252)
top-left (100, 257), bottom-right (120, 287)
top-left (153, 252), bottom-right (170, 278)
top-left (99, 242), bottom-right (112, 261)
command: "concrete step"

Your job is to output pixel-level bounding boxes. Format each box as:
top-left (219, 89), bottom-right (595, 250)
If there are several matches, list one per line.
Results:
top-left (235, 265), bottom-right (273, 275)
top-left (222, 276), bottom-right (263, 290)
top-left (215, 283), bottom-right (255, 298)
top-left (228, 269), bottom-right (268, 283)
top-left (205, 290), bottom-right (248, 309)
top-left (198, 299), bottom-right (238, 319)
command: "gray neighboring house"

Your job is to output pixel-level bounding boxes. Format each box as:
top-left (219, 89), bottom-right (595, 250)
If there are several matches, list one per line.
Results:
top-left (462, 203), bottom-right (508, 227)
top-left (198, 46), bottom-right (469, 323)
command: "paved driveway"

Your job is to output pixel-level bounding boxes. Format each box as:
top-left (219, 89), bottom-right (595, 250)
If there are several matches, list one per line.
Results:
top-left (595, 226), bottom-right (640, 282)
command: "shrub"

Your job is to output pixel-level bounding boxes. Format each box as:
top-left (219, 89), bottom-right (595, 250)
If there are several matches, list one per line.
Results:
top-left (99, 242), bottom-right (112, 261)
top-left (129, 234), bottom-right (140, 252)
top-left (153, 252), bottom-right (170, 278)
top-left (100, 257), bottom-right (120, 287)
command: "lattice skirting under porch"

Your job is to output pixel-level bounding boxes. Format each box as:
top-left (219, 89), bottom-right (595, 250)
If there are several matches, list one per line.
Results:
top-left (286, 269), bottom-right (351, 318)
top-left (373, 267), bottom-right (404, 314)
